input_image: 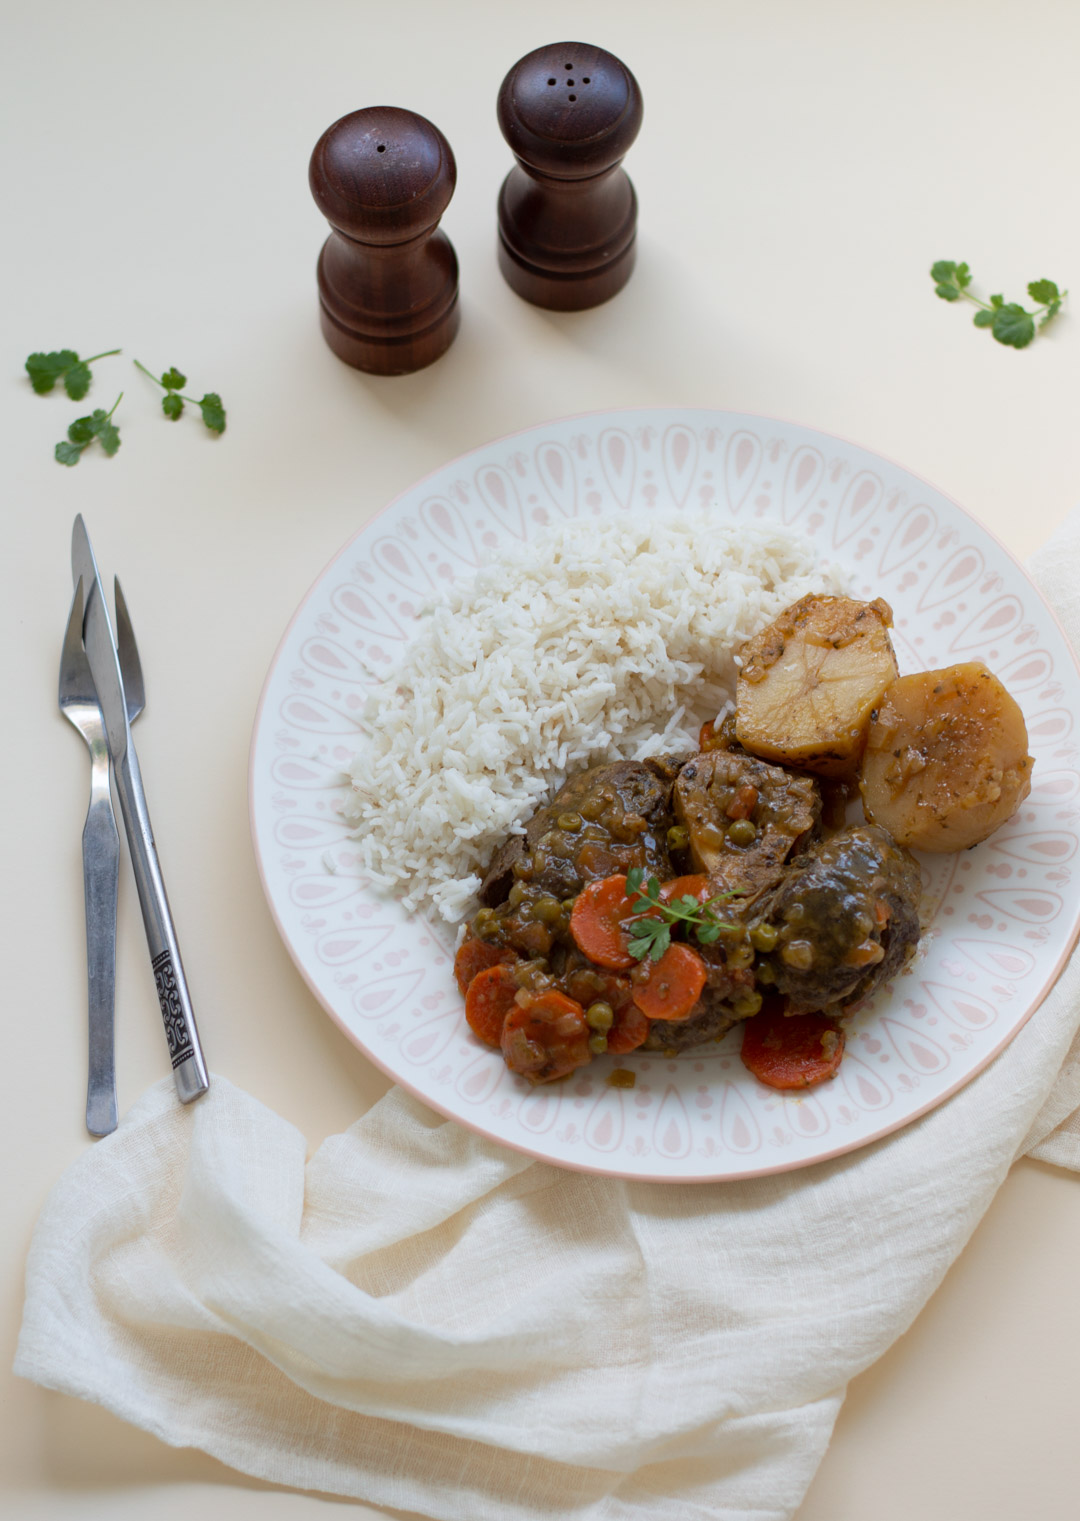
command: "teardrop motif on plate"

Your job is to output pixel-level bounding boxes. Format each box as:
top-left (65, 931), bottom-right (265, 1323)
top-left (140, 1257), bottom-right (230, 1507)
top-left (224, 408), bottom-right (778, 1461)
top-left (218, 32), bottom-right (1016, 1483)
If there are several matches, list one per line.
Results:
top-left (419, 496), bottom-right (480, 566)
top-left (352, 967), bottom-right (427, 1019)
top-left (535, 441), bottom-right (578, 517)
top-left (975, 887), bottom-right (1063, 923)
top-left (880, 1017), bottom-right (950, 1074)
top-left (651, 1084), bottom-right (692, 1159)
top-left (399, 1007), bottom-right (459, 1066)
top-left (948, 595), bottom-right (1023, 653)
top-left (289, 873), bottom-right (367, 909)
top-left (994, 649), bottom-right (1055, 693)
top-left (780, 445), bottom-right (824, 525)
top-left (989, 829), bottom-right (1076, 865)
top-left (915, 546), bottom-right (985, 612)
top-left (724, 430), bottom-right (762, 515)
top-left (1026, 707), bottom-right (1073, 745)
top-left (719, 1081), bottom-right (762, 1153)
top-left (270, 754), bottom-right (346, 790)
top-left (279, 694), bottom-right (359, 735)
top-left (455, 1052), bottom-right (505, 1104)
top-left (518, 1085), bottom-right (563, 1134)
top-left (921, 981), bottom-right (997, 1030)
top-left (661, 424), bottom-right (699, 506)
top-left (316, 924), bottom-right (393, 966)
top-left (598, 428), bottom-right (636, 507)
top-left (584, 1086), bottom-right (625, 1152)
top-left (782, 1093), bottom-right (829, 1138)
top-left (299, 637), bottom-right (368, 684)
top-left (272, 814), bottom-right (350, 850)
top-left (832, 470), bottom-right (883, 548)
top-left (878, 505), bottom-right (937, 577)
top-left (840, 1051), bottom-right (893, 1111)
top-left (330, 584), bottom-right (407, 640)
top-left (370, 536), bottom-right (435, 594)
top-left (1030, 769), bottom-right (1080, 804)
top-left (952, 939), bottom-right (1036, 981)
top-left (475, 464), bottom-right (526, 537)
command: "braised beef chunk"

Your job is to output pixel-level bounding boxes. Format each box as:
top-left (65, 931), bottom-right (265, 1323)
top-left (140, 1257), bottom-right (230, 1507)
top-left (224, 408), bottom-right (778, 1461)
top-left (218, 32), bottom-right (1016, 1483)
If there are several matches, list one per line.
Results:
top-left (673, 750), bottom-right (821, 901)
top-left (521, 759), bottom-right (674, 900)
top-left (757, 824), bottom-right (921, 1013)
top-left (643, 999), bottom-right (738, 1052)
top-left (479, 835), bottom-right (525, 906)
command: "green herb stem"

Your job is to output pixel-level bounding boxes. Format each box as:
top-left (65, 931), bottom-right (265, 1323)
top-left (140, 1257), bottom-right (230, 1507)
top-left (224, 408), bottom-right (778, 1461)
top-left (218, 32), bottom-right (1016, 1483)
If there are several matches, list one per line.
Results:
top-left (83, 348), bottom-right (122, 365)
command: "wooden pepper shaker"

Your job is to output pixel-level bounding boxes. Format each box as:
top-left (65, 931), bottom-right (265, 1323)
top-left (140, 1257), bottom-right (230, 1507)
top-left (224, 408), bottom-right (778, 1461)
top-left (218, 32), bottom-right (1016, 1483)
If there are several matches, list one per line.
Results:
top-left (496, 42), bottom-right (644, 311)
top-left (309, 106), bottom-right (460, 375)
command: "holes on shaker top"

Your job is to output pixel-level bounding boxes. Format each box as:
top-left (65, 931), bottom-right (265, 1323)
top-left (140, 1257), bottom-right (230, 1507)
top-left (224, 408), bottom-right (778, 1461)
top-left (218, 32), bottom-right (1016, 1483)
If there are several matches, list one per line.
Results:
top-left (547, 78), bottom-right (556, 85)
top-left (568, 95), bottom-right (576, 102)
top-left (376, 144), bottom-right (386, 153)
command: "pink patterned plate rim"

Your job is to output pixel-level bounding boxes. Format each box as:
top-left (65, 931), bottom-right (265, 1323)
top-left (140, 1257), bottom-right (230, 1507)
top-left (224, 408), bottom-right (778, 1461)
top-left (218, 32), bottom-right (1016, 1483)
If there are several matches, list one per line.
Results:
top-left (249, 408), bottom-right (1080, 1182)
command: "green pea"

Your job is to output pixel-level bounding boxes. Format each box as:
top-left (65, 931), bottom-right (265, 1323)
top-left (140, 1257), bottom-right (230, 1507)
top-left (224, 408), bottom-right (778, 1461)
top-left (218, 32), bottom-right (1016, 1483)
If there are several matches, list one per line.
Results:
top-left (473, 907), bottom-right (498, 938)
top-left (726, 943), bottom-right (754, 970)
top-left (732, 990), bottom-right (763, 1017)
top-left (667, 825), bottom-right (690, 850)
top-left (561, 897), bottom-right (578, 915)
top-left (585, 1001), bottom-right (614, 1032)
top-left (512, 855), bottom-right (533, 880)
top-left (727, 819), bottom-right (757, 847)
top-left (557, 811), bottom-right (583, 833)
top-left (749, 922), bottom-right (779, 952)
top-left (580, 796), bottom-right (605, 821)
top-left (507, 882), bottom-right (526, 909)
top-left (588, 1033), bottom-right (609, 1055)
top-left (534, 896), bottom-right (563, 924)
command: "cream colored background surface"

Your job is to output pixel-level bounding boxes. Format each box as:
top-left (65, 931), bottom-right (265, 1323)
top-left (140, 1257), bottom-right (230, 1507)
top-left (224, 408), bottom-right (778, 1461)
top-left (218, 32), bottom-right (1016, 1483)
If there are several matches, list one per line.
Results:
top-left (3, 1), bottom-right (1079, 1517)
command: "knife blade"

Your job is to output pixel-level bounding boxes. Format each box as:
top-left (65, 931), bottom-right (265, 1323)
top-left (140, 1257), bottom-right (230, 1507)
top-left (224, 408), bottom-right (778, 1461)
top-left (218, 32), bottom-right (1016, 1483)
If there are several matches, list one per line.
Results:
top-left (71, 515), bottom-right (209, 1105)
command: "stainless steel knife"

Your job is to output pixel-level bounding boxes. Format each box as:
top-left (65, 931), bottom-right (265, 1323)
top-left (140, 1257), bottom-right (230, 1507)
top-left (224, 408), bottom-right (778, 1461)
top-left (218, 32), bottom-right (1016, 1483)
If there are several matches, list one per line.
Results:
top-left (71, 516), bottom-right (209, 1104)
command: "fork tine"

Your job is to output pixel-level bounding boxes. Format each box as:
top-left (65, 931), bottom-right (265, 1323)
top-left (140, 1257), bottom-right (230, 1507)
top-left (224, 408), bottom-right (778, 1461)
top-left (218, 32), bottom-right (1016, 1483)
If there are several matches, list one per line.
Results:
top-left (114, 576), bottom-right (145, 720)
top-left (59, 576), bottom-right (86, 706)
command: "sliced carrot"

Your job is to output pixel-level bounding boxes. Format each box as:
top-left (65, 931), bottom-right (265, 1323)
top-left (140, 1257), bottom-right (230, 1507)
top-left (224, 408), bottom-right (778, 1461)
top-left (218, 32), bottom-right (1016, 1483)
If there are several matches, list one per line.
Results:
top-left (740, 1005), bottom-right (845, 1090)
top-left (607, 1003), bottom-right (649, 1054)
top-left (454, 937), bottom-right (517, 996)
top-left (725, 784), bottom-right (758, 820)
top-left (569, 875), bottom-right (638, 969)
top-left (464, 964), bottom-right (519, 1048)
top-left (699, 719), bottom-right (724, 751)
top-left (658, 874), bottom-right (711, 906)
top-left (631, 943), bottom-right (707, 1021)
top-left (501, 991), bottom-right (591, 1084)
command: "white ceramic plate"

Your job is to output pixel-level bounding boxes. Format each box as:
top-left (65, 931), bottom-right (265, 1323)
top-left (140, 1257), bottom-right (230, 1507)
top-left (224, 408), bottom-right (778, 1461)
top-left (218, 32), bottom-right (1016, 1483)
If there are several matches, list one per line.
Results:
top-left (249, 409), bottom-right (1080, 1181)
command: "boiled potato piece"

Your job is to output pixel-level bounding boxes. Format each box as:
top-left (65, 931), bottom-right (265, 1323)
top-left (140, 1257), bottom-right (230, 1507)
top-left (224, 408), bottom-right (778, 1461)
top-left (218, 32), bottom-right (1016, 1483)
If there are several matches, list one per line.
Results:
top-left (860, 663), bottom-right (1033, 852)
top-left (735, 595), bottom-right (899, 777)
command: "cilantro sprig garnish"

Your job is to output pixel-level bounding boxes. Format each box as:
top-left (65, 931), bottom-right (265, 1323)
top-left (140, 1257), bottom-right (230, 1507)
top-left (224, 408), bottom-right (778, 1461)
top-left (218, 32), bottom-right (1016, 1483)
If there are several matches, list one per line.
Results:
top-left (931, 261), bottom-right (1066, 349)
top-left (54, 393), bottom-right (122, 466)
top-left (26, 347), bottom-right (120, 400)
top-left (624, 867), bottom-right (739, 963)
top-left (134, 360), bottom-right (226, 434)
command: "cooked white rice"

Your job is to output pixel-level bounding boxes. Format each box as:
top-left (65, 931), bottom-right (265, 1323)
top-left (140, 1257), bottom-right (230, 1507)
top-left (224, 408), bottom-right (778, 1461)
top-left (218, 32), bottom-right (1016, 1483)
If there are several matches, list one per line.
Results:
top-left (343, 511), bottom-right (844, 922)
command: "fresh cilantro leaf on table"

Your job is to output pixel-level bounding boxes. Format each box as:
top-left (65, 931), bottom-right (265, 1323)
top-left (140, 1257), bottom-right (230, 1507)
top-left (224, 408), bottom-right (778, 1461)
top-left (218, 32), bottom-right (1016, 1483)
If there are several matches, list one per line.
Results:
top-left (624, 867), bottom-right (739, 963)
top-left (54, 394), bottom-right (123, 466)
top-left (931, 262), bottom-right (1066, 349)
top-left (25, 347), bottom-right (120, 399)
top-left (134, 360), bottom-right (226, 433)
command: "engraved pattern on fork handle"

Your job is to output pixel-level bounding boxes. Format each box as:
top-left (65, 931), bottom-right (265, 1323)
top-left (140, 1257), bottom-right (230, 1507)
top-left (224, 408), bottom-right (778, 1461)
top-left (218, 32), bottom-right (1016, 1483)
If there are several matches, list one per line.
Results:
top-left (114, 743), bottom-right (209, 1104)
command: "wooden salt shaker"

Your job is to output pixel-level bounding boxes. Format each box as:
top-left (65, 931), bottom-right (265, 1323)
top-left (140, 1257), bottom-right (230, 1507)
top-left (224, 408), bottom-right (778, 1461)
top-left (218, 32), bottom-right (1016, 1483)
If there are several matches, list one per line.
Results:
top-left (309, 106), bottom-right (460, 375)
top-left (496, 42), bottom-right (643, 311)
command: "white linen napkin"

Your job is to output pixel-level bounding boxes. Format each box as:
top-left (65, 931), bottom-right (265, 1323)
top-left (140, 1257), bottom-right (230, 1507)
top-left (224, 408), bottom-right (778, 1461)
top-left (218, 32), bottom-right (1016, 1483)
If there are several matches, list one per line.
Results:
top-left (15, 510), bottom-right (1080, 1521)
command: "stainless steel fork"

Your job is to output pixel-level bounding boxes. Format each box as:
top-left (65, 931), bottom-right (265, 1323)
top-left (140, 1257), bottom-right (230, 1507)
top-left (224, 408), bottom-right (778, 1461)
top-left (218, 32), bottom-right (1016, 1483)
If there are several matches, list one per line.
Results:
top-left (58, 575), bottom-right (146, 1135)
top-left (60, 578), bottom-right (120, 1136)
